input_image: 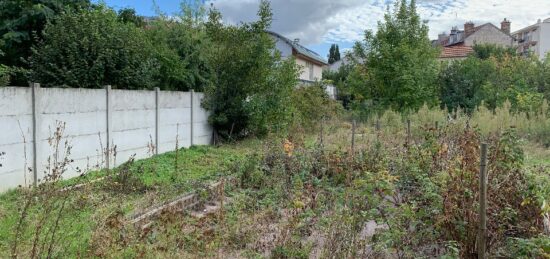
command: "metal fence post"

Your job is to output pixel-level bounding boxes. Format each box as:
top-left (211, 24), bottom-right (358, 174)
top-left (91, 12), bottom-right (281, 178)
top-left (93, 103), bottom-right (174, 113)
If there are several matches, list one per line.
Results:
top-left (351, 119), bottom-right (356, 154)
top-left (478, 143), bottom-right (488, 259)
top-left (407, 119), bottom-right (411, 140)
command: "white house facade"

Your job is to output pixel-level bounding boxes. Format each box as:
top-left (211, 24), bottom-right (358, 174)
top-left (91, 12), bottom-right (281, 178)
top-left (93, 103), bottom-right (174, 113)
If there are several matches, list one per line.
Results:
top-left (512, 18), bottom-right (550, 60)
top-left (268, 31), bottom-right (328, 84)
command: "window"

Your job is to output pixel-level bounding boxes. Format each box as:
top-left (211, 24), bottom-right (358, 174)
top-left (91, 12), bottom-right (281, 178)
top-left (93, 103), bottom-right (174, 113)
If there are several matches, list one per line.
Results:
top-left (306, 61), bottom-right (314, 81)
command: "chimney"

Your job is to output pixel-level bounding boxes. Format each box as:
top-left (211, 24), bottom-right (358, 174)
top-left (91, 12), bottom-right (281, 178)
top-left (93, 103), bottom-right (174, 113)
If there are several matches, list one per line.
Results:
top-left (501, 18), bottom-right (511, 34)
top-left (438, 33), bottom-right (447, 43)
top-left (450, 26), bottom-right (458, 35)
top-left (464, 22), bottom-right (475, 37)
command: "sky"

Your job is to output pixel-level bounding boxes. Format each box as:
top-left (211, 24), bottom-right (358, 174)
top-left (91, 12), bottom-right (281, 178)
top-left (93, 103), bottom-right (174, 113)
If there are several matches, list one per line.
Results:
top-left (96, 0), bottom-right (550, 59)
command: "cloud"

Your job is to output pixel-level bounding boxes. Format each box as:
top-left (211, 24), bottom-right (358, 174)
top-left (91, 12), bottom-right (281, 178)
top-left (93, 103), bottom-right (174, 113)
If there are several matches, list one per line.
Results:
top-left (207, 0), bottom-right (550, 45)
top-left (207, 0), bottom-right (365, 45)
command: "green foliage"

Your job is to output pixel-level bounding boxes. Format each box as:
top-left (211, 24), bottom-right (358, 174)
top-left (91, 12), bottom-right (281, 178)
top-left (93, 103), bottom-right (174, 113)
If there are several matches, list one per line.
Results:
top-left (501, 236), bottom-right (550, 258)
top-left (327, 44), bottom-right (341, 64)
top-left (202, 1), bottom-right (299, 138)
top-left (290, 83), bottom-right (342, 132)
top-left (0, 64), bottom-right (8, 87)
top-left (322, 61), bottom-right (354, 107)
top-left (440, 45), bottom-right (547, 113)
top-left (0, 51), bottom-right (9, 86)
top-left (117, 8), bottom-right (145, 27)
top-left (473, 44), bottom-right (517, 59)
top-left (0, 0), bottom-right (91, 85)
top-left (28, 6), bottom-right (158, 89)
top-left (352, 0), bottom-right (439, 112)
top-left (145, 4), bottom-right (212, 91)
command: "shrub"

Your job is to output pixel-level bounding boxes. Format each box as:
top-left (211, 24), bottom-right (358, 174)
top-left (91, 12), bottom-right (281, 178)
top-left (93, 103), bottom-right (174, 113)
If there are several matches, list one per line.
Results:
top-left (290, 83), bottom-right (342, 133)
top-left (29, 6), bottom-right (158, 89)
top-left (203, 1), bottom-right (299, 138)
top-left (0, 64), bottom-right (9, 87)
top-left (145, 5), bottom-right (212, 91)
top-left (0, 0), bottom-right (91, 85)
top-left (440, 45), bottom-right (547, 113)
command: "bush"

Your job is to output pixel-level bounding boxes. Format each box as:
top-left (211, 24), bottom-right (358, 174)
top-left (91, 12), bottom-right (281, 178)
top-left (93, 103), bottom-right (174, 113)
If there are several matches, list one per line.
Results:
top-left (0, 0), bottom-right (91, 85)
top-left (29, 6), bottom-right (158, 89)
top-left (440, 45), bottom-right (547, 113)
top-left (0, 64), bottom-right (9, 87)
top-left (290, 83), bottom-right (342, 133)
top-left (203, 1), bottom-right (299, 138)
top-left (145, 5), bottom-right (212, 91)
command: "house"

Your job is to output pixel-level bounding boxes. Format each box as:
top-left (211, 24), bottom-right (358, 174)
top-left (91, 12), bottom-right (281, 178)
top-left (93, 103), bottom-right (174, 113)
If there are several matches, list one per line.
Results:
top-left (268, 31), bottom-right (328, 84)
top-left (439, 45), bottom-right (474, 61)
top-left (433, 19), bottom-right (515, 60)
top-left (512, 18), bottom-right (550, 59)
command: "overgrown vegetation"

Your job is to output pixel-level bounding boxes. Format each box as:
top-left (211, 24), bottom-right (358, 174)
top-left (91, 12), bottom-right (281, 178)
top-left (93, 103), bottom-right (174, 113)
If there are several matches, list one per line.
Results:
top-left (29, 5), bottom-right (158, 89)
top-left (0, 0), bottom-right (92, 85)
top-left (1, 0), bottom-right (549, 257)
top-left (350, 0), bottom-right (440, 112)
top-left (1, 102), bottom-right (548, 258)
top-left (324, 1), bottom-right (550, 120)
top-left (202, 1), bottom-right (299, 138)
top-left (1, 138), bottom-right (258, 258)
top-left (440, 45), bottom-right (548, 113)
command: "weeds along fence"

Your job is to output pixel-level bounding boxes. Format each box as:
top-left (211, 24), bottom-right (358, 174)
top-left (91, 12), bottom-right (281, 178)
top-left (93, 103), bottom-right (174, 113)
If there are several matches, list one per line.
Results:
top-left (0, 84), bottom-right (213, 192)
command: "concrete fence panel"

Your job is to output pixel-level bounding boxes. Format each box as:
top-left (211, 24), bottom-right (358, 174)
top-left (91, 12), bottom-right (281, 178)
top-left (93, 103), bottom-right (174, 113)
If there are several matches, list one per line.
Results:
top-left (111, 89), bottom-right (156, 167)
top-left (38, 87), bottom-right (107, 181)
top-left (0, 86), bottom-right (213, 192)
top-left (0, 87), bottom-right (34, 189)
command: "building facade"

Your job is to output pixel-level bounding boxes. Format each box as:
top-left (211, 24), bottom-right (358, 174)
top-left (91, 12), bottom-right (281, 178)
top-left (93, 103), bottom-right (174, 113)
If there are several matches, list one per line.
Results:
top-left (512, 18), bottom-right (550, 59)
top-left (268, 31), bottom-right (328, 83)
top-left (433, 19), bottom-right (515, 60)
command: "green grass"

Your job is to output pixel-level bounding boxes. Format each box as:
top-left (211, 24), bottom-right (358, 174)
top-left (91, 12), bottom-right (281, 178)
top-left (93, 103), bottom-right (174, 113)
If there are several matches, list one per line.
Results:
top-left (0, 139), bottom-right (261, 258)
top-left (523, 143), bottom-right (550, 167)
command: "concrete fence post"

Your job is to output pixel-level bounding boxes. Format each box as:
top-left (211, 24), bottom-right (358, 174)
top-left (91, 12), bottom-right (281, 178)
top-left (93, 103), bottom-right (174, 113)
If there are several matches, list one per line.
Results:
top-left (105, 85), bottom-right (112, 170)
top-left (155, 87), bottom-right (160, 155)
top-left (31, 82), bottom-right (40, 187)
top-left (190, 89), bottom-right (194, 147)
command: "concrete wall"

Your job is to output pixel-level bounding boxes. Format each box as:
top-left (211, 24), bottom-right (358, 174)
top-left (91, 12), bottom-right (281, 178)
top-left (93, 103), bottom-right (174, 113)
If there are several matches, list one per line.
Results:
top-left (0, 86), bottom-right (213, 192)
top-left (538, 22), bottom-right (550, 60)
top-left (465, 25), bottom-right (514, 47)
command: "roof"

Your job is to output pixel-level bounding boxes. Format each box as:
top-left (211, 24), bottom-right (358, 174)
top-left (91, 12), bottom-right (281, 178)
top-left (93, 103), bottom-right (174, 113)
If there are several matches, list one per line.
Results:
top-left (440, 45), bottom-right (474, 59)
top-left (267, 31), bottom-right (328, 65)
top-left (442, 23), bottom-right (514, 47)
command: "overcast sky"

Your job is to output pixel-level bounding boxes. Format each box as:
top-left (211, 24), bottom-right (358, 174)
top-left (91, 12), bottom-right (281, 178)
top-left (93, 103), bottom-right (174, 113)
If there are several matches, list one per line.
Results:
top-left (99, 0), bottom-right (550, 59)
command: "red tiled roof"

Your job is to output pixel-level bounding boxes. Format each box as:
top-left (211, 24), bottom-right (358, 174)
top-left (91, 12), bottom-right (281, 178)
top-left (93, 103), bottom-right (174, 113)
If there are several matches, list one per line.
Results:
top-left (440, 45), bottom-right (474, 59)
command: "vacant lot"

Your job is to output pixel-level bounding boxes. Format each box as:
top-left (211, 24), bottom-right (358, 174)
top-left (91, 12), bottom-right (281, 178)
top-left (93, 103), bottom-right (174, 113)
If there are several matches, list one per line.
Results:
top-left (1, 108), bottom-right (549, 258)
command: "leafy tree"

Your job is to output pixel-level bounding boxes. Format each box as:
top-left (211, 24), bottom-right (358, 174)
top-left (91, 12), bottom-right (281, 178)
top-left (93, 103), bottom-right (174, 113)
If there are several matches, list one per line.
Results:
top-left (473, 44), bottom-right (517, 60)
top-left (439, 57), bottom-right (494, 112)
top-left (203, 0), bottom-right (299, 138)
top-left (145, 2), bottom-right (212, 91)
top-left (0, 0), bottom-right (91, 85)
top-left (352, 0), bottom-right (439, 112)
top-left (117, 8), bottom-right (146, 27)
top-left (0, 50), bottom-right (9, 86)
top-left (542, 53), bottom-right (550, 101)
top-left (327, 44), bottom-right (341, 64)
top-left (323, 61), bottom-right (353, 107)
top-left (440, 45), bottom-right (547, 113)
top-left (28, 6), bottom-right (158, 89)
